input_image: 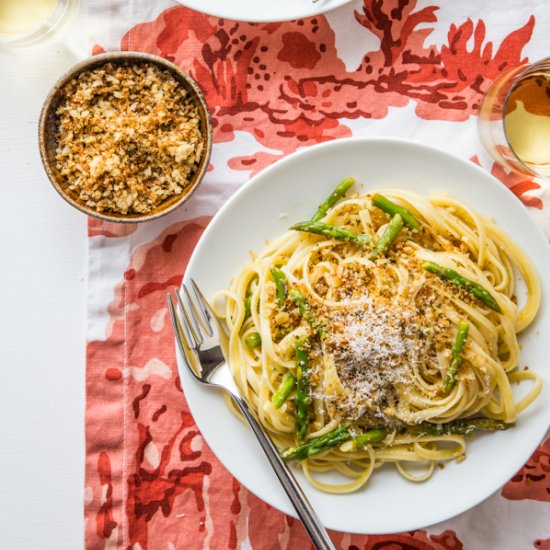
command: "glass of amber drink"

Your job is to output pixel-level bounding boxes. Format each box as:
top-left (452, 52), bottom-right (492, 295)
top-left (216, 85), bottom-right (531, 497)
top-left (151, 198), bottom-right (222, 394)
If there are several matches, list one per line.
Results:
top-left (478, 57), bottom-right (550, 179)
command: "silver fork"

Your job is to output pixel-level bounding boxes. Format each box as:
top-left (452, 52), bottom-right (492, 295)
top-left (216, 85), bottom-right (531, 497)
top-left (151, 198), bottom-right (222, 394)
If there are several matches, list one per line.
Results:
top-left (167, 280), bottom-right (336, 550)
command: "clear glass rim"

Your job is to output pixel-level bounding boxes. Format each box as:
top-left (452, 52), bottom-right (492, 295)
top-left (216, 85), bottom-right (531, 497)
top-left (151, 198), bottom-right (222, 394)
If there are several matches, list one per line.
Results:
top-left (502, 56), bottom-right (550, 178)
top-left (0, 0), bottom-right (70, 46)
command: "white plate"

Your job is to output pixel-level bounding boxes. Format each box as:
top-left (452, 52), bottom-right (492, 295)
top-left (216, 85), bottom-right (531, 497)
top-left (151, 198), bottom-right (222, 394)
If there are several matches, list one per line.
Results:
top-left (174, 0), bottom-right (353, 23)
top-left (181, 137), bottom-right (550, 534)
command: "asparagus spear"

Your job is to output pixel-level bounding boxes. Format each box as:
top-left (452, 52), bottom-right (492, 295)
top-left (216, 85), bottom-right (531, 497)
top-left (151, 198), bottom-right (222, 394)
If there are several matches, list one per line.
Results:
top-left (289, 289), bottom-right (326, 338)
top-left (353, 428), bottom-right (388, 449)
top-left (371, 193), bottom-right (420, 230)
top-left (410, 417), bottom-right (512, 436)
top-left (423, 261), bottom-right (502, 313)
top-left (245, 332), bottom-right (262, 348)
top-left (271, 267), bottom-right (288, 307)
top-left (370, 214), bottom-right (404, 260)
top-left (311, 177), bottom-right (355, 222)
top-left (290, 221), bottom-right (371, 248)
top-left (295, 338), bottom-right (310, 440)
top-left (272, 374), bottom-right (296, 409)
top-left (281, 426), bottom-right (387, 461)
top-left (442, 321), bottom-right (469, 393)
top-left (281, 418), bottom-right (511, 461)
top-left (281, 424), bottom-right (351, 461)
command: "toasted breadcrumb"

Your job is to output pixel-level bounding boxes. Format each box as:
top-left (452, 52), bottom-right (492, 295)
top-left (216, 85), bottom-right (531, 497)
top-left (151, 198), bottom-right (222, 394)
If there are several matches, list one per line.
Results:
top-left (54, 62), bottom-right (204, 215)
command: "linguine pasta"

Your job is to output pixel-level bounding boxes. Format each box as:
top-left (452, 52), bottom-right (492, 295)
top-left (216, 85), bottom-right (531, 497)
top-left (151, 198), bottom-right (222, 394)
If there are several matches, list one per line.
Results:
top-left (213, 181), bottom-right (541, 493)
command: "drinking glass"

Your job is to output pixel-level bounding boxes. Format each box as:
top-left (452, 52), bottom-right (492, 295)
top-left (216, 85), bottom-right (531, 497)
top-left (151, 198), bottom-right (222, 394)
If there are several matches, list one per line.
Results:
top-left (478, 57), bottom-right (550, 179)
top-left (0, 0), bottom-right (77, 48)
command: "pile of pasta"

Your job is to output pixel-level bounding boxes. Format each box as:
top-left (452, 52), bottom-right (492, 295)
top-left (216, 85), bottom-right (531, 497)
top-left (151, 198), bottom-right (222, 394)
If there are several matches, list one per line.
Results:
top-left (214, 178), bottom-right (541, 493)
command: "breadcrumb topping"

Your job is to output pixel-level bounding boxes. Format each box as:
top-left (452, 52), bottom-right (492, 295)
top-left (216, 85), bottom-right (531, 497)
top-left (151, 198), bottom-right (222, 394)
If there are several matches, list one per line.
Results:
top-left (54, 62), bottom-right (205, 215)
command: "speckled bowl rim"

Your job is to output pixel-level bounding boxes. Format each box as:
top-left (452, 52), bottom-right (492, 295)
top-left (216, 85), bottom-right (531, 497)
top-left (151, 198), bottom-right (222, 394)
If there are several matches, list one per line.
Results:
top-left (38, 51), bottom-right (213, 223)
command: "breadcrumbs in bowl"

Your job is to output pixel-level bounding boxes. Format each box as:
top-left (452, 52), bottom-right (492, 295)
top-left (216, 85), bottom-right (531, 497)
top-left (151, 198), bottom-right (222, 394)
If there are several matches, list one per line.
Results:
top-left (39, 52), bottom-right (212, 222)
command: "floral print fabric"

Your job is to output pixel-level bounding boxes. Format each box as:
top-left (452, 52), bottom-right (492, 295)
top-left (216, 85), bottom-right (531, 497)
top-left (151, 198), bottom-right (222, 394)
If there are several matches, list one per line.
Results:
top-left (85, 2), bottom-right (550, 548)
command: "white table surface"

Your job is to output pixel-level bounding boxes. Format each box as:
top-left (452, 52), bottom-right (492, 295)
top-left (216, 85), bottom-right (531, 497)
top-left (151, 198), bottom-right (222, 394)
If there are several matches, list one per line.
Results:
top-left (0, 39), bottom-right (86, 548)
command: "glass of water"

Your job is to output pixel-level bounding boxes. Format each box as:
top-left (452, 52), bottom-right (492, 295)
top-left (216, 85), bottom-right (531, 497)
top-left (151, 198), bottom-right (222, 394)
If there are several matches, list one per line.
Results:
top-left (0, 0), bottom-right (77, 47)
top-left (478, 57), bottom-right (550, 179)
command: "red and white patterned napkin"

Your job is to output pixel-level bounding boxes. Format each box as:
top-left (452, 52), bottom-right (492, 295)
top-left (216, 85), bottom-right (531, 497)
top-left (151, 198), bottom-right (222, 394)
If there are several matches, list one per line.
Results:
top-left (84, 1), bottom-right (550, 548)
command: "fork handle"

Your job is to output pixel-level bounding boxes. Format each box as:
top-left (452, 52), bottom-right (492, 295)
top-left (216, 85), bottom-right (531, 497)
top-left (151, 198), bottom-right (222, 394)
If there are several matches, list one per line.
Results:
top-left (234, 396), bottom-right (336, 550)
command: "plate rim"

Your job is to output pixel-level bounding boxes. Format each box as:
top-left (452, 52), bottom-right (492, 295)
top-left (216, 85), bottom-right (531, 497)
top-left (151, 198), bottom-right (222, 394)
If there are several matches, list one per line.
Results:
top-left (181, 136), bottom-right (550, 533)
top-left (173, 0), bottom-right (354, 23)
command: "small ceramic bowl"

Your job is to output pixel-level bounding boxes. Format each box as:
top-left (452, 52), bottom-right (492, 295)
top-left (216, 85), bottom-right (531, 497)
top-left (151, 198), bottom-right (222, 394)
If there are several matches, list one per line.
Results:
top-left (38, 51), bottom-right (212, 223)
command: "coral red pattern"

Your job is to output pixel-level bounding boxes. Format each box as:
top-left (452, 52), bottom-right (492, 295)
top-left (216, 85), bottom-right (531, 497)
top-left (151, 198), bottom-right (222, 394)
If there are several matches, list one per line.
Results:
top-left (121, 1), bottom-right (534, 178)
top-left (85, 216), bottom-right (468, 549)
top-left (88, 217), bottom-right (138, 238)
top-left (502, 437), bottom-right (550, 502)
top-left (85, 2), bottom-right (550, 548)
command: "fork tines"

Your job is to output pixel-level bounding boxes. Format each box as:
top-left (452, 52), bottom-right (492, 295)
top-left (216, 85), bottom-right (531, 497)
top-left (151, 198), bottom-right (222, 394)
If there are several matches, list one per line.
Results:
top-left (168, 281), bottom-right (210, 348)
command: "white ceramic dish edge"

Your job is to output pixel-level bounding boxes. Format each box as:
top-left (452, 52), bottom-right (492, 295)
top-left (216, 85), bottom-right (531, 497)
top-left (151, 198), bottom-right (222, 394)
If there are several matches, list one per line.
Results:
top-left (174, 0), bottom-right (353, 23)
top-left (179, 137), bottom-right (550, 534)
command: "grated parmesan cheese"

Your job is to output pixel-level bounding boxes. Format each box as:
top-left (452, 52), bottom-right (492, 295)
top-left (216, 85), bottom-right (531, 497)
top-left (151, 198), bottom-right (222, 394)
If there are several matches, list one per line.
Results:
top-left (319, 296), bottom-right (435, 426)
